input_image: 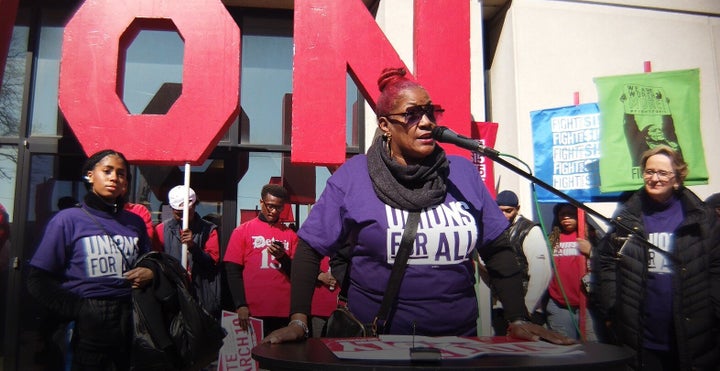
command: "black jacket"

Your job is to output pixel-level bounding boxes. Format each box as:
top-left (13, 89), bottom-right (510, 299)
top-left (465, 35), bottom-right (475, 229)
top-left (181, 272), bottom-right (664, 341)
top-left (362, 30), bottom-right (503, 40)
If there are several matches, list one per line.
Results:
top-left (132, 252), bottom-right (226, 371)
top-left (160, 214), bottom-right (221, 318)
top-left (593, 187), bottom-right (720, 370)
top-left (506, 215), bottom-right (537, 293)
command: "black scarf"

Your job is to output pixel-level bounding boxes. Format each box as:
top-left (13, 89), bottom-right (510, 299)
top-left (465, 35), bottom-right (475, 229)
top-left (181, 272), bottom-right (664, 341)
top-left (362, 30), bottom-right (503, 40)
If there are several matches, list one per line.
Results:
top-left (367, 135), bottom-right (449, 211)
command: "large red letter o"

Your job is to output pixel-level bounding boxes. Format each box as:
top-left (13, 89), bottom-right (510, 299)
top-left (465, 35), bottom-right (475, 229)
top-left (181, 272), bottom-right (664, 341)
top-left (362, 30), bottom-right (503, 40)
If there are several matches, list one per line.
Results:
top-left (59, 0), bottom-right (240, 165)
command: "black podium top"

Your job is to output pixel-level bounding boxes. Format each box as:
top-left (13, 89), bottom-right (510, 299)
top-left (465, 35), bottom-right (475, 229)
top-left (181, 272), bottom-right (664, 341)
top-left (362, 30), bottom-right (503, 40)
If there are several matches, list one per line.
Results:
top-left (252, 338), bottom-right (634, 371)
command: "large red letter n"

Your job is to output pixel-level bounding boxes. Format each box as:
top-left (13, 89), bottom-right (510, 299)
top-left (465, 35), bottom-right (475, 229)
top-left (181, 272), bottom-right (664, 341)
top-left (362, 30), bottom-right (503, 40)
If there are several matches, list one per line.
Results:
top-left (292, 0), bottom-right (471, 165)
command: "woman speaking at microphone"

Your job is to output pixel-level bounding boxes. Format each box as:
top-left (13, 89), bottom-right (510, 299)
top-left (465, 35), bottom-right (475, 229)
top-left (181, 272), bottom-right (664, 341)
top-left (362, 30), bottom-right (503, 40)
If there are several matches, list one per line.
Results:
top-left (264, 67), bottom-right (573, 344)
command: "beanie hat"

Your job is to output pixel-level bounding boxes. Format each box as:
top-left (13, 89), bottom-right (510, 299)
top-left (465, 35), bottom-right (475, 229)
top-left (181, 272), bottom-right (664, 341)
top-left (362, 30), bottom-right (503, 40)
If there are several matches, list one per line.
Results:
top-left (496, 190), bottom-right (519, 207)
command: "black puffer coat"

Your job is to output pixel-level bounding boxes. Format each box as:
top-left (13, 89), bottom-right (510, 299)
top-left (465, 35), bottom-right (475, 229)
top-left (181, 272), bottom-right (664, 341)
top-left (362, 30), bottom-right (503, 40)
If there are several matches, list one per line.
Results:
top-left (132, 252), bottom-right (226, 370)
top-left (593, 187), bottom-right (720, 370)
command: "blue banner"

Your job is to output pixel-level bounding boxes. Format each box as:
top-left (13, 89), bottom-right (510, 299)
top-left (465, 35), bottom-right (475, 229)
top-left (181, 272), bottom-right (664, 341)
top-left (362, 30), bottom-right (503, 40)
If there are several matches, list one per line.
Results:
top-left (531, 103), bottom-right (619, 202)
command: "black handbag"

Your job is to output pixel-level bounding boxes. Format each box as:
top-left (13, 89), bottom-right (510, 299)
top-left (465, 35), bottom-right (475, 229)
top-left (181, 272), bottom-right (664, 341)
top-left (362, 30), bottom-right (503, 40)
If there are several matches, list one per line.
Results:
top-left (324, 299), bottom-right (374, 337)
top-left (324, 211), bottom-right (421, 338)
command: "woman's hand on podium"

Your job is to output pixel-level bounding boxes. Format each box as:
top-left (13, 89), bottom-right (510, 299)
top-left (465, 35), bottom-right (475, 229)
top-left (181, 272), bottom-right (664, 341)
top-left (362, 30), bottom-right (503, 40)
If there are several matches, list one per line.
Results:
top-left (262, 314), bottom-right (309, 344)
top-left (507, 320), bottom-right (577, 345)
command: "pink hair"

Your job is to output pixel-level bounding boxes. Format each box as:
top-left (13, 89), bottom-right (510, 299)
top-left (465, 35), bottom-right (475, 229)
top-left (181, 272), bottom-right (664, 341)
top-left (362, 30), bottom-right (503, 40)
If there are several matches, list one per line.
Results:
top-left (376, 67), bottom-right (423, 116)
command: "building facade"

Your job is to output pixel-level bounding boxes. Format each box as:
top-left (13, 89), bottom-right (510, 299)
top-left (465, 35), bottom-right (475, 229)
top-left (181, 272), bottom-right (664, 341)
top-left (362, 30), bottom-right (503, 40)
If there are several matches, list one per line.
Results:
top-left (1, 0), bottom-right (719, 369)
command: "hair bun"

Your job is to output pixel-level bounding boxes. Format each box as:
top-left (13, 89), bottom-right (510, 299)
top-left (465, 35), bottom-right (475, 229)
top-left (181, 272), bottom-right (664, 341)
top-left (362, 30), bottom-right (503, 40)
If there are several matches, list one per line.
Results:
top-left (377, 67), bottom-right (407, 92)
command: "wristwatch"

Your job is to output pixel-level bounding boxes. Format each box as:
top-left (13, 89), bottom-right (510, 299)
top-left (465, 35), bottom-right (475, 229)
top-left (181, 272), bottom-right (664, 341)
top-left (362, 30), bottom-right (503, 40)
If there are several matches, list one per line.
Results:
top-left (288, 319), bottom-right (309, 339)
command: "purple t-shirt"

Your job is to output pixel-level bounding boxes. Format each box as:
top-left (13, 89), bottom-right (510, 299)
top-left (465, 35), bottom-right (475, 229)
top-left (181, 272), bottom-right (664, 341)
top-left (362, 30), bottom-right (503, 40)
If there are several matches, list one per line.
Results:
top-left (299, 154), bottom-right (508, 336)
top-left (30, 205), bottom-right (151, 299)
top-left (641, 196), bottom-right (683, 351)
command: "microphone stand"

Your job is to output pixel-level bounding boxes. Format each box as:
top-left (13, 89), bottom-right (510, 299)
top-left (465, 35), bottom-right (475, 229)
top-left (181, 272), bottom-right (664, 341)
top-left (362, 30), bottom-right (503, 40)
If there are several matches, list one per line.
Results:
top-left (476, 147), bottom-right (675, 262)
top-left (486, 151), bottom-right (606, 224)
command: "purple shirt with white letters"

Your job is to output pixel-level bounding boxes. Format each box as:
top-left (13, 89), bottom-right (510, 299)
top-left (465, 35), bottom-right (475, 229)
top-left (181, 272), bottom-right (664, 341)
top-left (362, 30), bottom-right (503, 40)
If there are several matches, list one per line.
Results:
top-left (30, 205), bottom-right (151, 299)
top-left (299, 154), bottom-right (507, 336)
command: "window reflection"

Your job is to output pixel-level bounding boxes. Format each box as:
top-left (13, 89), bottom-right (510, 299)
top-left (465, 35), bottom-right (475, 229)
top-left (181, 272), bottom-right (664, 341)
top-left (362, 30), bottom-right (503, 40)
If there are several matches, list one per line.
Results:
top-left (30, 13), bottom-right (64, 136)
top-left (0, 25), bottom-right (28, 137)
top-left (0, 146), bottom-right (17, 222)
top-left (123, 30), bottom-right (184, 114)
top-left (0, 145), bottom-right (16, 362)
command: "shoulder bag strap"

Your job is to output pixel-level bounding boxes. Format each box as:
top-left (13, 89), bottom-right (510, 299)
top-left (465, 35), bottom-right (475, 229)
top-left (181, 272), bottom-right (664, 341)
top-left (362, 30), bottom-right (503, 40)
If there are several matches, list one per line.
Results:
top-left (373, 210), bottom-right (421, 334)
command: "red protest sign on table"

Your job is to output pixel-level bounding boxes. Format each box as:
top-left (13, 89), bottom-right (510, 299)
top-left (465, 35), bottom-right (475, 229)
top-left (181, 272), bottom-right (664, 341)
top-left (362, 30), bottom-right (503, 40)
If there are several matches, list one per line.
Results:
top-left (320, 335), bottom-right (583, 361)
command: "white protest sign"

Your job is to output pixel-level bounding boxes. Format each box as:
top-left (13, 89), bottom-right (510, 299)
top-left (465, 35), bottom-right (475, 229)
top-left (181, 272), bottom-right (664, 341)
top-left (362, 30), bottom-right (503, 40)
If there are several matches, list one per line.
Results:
top-left (217, 310), bottom-right (263, 370)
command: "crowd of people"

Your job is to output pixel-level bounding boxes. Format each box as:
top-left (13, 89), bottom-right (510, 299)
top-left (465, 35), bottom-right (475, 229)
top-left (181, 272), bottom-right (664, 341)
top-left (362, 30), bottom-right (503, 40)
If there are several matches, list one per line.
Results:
top-left (20, 66), bottom-right (720, 371)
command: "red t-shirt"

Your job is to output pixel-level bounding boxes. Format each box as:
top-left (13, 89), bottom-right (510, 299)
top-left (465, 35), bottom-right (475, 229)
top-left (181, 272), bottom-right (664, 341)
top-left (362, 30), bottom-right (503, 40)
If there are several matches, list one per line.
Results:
top-left (548, 232), bottom-right (587, 307)
top-left (124, 202), bottom-right (154, 241)
top-left (224, 217), bottom-right (298, 317)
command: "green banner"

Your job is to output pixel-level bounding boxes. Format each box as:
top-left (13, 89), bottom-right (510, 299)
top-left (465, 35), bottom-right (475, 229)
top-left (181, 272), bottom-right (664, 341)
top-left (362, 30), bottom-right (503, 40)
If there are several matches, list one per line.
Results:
top-left (594, 69), bottom-right (707, 192)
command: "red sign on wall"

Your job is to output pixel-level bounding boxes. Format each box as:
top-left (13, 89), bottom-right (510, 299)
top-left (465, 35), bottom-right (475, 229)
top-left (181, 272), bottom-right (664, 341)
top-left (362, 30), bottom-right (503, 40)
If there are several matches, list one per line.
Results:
top-left (470, 121), bottom-right (499, 198)
top-left (58, 0), bottom-right (240, 165)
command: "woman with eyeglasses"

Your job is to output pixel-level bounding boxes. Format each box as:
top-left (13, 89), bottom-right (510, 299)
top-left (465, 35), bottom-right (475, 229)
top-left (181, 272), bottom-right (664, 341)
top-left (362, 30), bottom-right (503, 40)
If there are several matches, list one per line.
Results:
top-left (593, 145), bottom-right (720, 370)
top-left (262, 67), bottom-right (574, 344)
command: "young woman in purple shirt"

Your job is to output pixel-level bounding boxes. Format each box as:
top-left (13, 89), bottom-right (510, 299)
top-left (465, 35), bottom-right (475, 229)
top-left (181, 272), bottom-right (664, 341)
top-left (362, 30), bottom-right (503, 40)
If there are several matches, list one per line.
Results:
top-left (27, 149), bottom-right (153, 370)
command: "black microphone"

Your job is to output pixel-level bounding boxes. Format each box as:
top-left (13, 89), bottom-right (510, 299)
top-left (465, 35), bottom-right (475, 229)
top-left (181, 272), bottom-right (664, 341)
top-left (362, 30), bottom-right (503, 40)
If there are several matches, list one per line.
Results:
top-left (431, 126), bottom-right (500, 158)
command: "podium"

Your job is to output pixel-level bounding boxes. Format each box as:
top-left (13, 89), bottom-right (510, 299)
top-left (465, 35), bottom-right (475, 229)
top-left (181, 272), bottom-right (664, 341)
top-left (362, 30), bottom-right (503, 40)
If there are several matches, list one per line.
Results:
top-left (252, 337), bottom-right (634, 370)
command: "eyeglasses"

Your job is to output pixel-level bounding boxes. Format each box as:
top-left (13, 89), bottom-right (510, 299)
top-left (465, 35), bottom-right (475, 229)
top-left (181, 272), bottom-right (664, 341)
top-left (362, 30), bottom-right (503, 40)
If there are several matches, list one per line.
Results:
top-left (643, 169), bottom-right (675, 181)
top-left (261, 200), bottom-right (285, 212)
top-left (381, 104), bottom-right (444, 126)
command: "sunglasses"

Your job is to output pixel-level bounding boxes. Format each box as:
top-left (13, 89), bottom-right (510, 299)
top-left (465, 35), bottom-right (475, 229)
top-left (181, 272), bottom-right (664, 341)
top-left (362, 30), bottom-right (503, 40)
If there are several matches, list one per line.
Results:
top-left (382, 104), bottom-right (444, 126)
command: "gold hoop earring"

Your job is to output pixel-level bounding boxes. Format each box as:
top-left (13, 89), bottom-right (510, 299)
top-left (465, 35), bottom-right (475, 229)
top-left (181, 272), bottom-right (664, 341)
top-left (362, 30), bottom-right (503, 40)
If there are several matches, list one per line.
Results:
top-left (382, 132), bottom-right (392, 156)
